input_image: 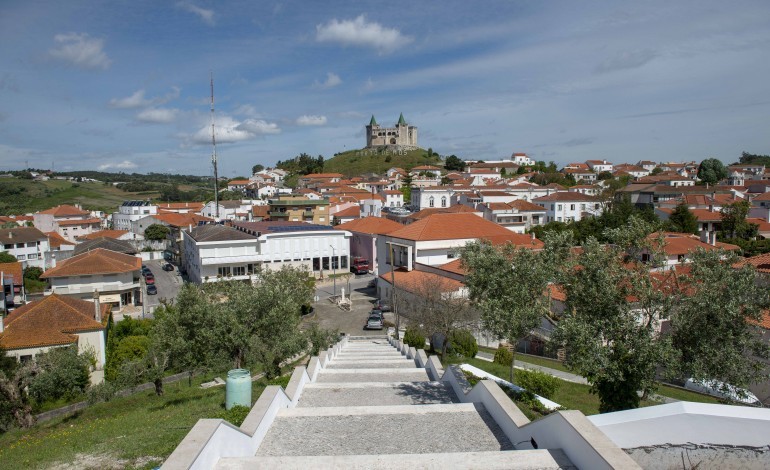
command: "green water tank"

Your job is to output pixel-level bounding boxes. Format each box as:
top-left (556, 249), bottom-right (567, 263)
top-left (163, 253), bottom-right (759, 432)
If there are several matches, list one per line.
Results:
top-left (225, 369), bottom-right (252, 410)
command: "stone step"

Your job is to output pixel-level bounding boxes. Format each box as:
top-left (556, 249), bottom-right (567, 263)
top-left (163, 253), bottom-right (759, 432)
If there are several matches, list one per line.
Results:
top-left (298, 381), bottom-right (458, 407)
top-left (326, 361), bottom-right (418, 370)
top-left (314, 368), bottom-right (430, 383)
top-left (255, 403), bottom-right (514, 457)
top-left (340, 346), bottom-right (398, 351)
top-left (217, 449), bottom-right (574, 469)
top-left (331, 356), bottom-right (411, 362)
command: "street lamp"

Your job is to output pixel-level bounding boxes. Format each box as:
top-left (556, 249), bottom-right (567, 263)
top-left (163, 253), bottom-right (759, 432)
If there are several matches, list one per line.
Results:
top-left (329, 245), bottom-right (336, 297)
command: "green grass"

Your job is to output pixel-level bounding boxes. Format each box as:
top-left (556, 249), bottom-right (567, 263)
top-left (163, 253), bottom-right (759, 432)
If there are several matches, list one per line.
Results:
top-left (323, 147), bottom-right (441, 177)
top-left (0, 373), bottom-right (271, 469)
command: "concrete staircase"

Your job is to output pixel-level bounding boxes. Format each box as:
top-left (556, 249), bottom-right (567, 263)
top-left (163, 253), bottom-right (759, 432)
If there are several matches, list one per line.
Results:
top-left (165, 335), bottom-right (640, 469)
top-left (217, 337), bottom-right (572, 468)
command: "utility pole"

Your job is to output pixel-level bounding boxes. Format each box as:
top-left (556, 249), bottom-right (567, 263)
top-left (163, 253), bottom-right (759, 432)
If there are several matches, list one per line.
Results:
top-left (210, 72), bottom-right (220, 220)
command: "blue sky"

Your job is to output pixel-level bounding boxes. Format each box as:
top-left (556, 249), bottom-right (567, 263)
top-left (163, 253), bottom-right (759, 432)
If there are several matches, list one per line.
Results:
top-left (1, 1), bottom-right (769, 176)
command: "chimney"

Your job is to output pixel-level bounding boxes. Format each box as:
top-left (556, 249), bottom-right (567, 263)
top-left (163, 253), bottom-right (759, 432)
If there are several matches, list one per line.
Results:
top-left (93, 290), bottom-right (101, 322)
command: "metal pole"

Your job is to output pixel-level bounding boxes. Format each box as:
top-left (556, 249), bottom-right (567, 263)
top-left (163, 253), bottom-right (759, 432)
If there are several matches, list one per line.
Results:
top-left (330, 245), bottom-right (336, 297)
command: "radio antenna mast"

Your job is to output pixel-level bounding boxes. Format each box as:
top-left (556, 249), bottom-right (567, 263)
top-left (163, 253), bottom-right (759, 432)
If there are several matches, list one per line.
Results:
top-left (210, 72), bottom-right (220, 220)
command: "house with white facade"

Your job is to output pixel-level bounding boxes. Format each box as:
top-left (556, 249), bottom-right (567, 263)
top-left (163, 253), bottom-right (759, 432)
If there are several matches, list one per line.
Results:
top-left (0, 294), bottom-right (108, 375)
top-left (586, 160), bottom-right (614, 173)
top-left (183, 222), bottom-right (352, 283)
top-left (377, 213), bottom-right (543, 277)
top-left (410, 187), bottom-right (454, 211)
top-left (383, 190), bottom-right (404, 208)
top-left (511, 152), bottom-right (534, 166)
top-left (533, 192), bottom-right (603, 223)
top-left (41, 248), bottom-right (142, 310)
top-left (111, 200), bottom-right (159, 232)
top-left (0, 227), bottom-right (50, 269)
top-left (33, 204), bottom-right (102, 242)
top-left (201, 200), bottom-right (250, 220)
top-left (480, 200), bottom-right (547, 233)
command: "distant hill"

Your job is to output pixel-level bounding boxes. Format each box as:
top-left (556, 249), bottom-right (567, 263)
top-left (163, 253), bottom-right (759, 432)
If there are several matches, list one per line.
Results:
top-left (323, 147), bottom-right (442, 177)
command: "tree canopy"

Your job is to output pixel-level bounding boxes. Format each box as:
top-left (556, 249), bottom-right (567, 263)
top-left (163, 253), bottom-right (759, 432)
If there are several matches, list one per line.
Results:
top-left (144, 224), bottom-right (170, 241)
top-left (443, 155), bottom-right (466, 172)
top-left (698, 158), bottom-right (728, 185)
top-left (665, 203), bottom-right (699, 234)
top-left (0, 252), bottom-right (17, 263)
top-left (251, 164), bottom-right (264, 174)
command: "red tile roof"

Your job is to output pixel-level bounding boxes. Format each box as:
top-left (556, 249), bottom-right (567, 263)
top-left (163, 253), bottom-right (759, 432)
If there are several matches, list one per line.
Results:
top-left (45, 231), bottom-right (75, 248)
top-left (38, 205), bottom-right (90, 217)
top-left (302, 173), bottom-right (344, 178)
top-left (41, 248), bottom-right (141, 278)
top-left (334, 206), bottom-right (361, 218)
top-left (379, 269), bottom-right (464, 294)
top-left (647, 232), bottom-right (740, 256)
top-left (0, 262), bottom-right (23, 283)
top-left (409, 205), bottom-right (479, 221)
top-left (57, 217), bottom-right (102, 226)
top-left (0, 294), bottom-right (107, 350)
top-left (335, 217), bottom-right (404, 235)
top-left (735, 252), bottom-right (770, 273)
top-left (153, 212), bottom-right (213, 228)
top-left (77, 230), bottom-right (128, 240)
top-left (389, 213), bottom-right (543, 248)
top-left (439, 258), bottom-right (467, 276)
top-left (533, 192), bottom-right (599, 202)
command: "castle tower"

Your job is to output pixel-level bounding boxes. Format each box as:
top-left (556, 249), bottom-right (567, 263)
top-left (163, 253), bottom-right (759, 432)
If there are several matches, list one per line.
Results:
top-left (365, 113), bottom-right (418, 149)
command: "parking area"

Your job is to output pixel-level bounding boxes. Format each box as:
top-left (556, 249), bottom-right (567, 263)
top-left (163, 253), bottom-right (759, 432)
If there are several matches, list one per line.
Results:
top-left (306, 274), bottom-right (395, 336)
top-left (142, 259), bottom-right (183, 315)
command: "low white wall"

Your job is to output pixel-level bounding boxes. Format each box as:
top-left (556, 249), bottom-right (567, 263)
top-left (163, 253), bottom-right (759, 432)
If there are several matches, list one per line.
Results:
top-left (162, 419), bottom-right (254, 470)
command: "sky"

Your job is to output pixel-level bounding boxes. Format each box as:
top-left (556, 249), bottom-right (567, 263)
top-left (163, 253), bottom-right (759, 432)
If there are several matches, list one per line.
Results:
top-left (1, 1), bottom-right (769, 177)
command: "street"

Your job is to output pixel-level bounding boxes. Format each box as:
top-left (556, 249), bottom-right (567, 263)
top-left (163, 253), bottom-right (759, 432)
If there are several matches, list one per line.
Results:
top-left (141, 259), bottom-right (183, 317)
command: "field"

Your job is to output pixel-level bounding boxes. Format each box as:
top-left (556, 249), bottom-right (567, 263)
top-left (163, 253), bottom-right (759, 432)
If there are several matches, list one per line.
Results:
top-left (0, 179), bottom-right (205, 215)
top-left (0, 374), bottom-right (272, 470)
top-left (323, 147), bottom-right (442, 176)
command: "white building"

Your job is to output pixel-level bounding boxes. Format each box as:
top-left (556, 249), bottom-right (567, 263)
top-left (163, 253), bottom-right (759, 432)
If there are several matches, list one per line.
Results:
top-left (201, 200), bottom-right (250, 220)
top-left (586, 160), bottom-right (614, 173)
top-left (410, 187), bottom-right (454, 211)
top-left (511, 152), bottom-right (534, 166)
top-left (383, 190), bottom-right (404, 208)
top-left (112, 200), bottom-right (159, 233)
top-left (183, 222), bottom-right (352, 283)
top-left (533, 192), bottom-right (603, 223)
top-left (33, 204), bottom-right (102, 242)
top-left (0, 227), bottom-right (50, 269)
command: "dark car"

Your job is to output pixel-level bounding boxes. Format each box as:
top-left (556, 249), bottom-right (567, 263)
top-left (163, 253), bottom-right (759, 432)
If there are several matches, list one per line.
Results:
top-left (162, 263), bottom-right (174, 272)
top-left (145, 274), bottom-right (155, 285)
top-left (142, 267), bottom-right (152, 276)
top-left (146, 284), bottom-right (158, 295)
top-left (375, 301), bottom-right (392, 312)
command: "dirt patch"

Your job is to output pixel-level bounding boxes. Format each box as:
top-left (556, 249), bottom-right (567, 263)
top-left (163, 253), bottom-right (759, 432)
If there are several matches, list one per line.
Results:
top-left (50, 453), bottom-right (160, 470)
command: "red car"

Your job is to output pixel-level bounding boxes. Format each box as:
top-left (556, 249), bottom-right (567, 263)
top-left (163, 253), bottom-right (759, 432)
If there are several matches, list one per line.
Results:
top-left (145, 274), bottom-right (155, 285)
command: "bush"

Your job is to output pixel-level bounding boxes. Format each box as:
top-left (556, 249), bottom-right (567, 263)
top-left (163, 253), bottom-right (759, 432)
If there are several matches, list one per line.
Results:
top-left (493, 347), bottom-right (513, 366)
top-left (515, 368), bottom-right (561, 399)
top-left (29, 346), bottom-right (91, 403)
top-left (23, 267), bottom-right (43, 281)
top-left (219, 405), bottom-right (251, 426)
top-left (403, 327), bottom-right (426, 350)
top-left (86, 381), bottom-right (118, 404)
top-left (448, 329), bottom-right (478, 358)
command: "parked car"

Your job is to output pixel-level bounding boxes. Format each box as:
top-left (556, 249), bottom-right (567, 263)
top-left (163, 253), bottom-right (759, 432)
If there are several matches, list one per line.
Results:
top-left (145, 274), bottom-right (155, 285)
top-left (375, 301), bottom-right (392, 312)
top-left (146, 284), bottom-right (158, 295)
top-left (162, 263), bottom-right (174, 272)
top-left (366, 313), bottom-right (384, 330)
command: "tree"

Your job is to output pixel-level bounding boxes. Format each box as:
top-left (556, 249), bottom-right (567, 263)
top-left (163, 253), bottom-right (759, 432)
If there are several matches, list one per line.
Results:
top-left (668, 249), bottom-right (770, 395)
top-left (650, 167), bottom-right (663, 176)
top-left (552, 231), bottom-right (673, 412)
top-left (597, 171), bottom-right (613, 181)
top-left (720, 201), bottom-right (757, 239)
top-left (444, 155), bottom-right (466, 172)
top-left (0, 362), bottom-right (39, 430)
top-left (23, 266), bottom-right (43, 281)
top-left (739, 151), bottom-right (770, 166)
top-left (28, 346), bottom-right (91, 403)
top-left (665, 203), bottom-right (699, 234)
top-left (0, 252), bottom-right (16, 263)
top-left (400, 174), bottom-right (412, 203)
top-left (461, 236), bottom-right (567, 382)
top-left (698, 158), bottom-right (728, 185)
top-left (218, 190), bottom-right (242, 201)
top-left (144, 224), bottom-right (170, 241)
top-left (252, 164), bottom-right (264, 174)
top-left (393, 270), bottom-right (479, 360)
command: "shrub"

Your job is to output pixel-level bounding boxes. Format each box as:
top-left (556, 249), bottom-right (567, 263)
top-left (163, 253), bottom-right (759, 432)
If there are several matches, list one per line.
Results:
top-left (86, 381), bottom-right (118, 405)
top-left (219, 405), bottom-right (251, 426)
top-left (515, 368), bottom-right (561, 399)
top-left (493, 347), bottom-right (513, 366)
top-left (403, 327), bottom-right (426, 350)
top-left (29, 346), bottom-right (90, 403)
top-left (448, 329), bottom-right (478, 358)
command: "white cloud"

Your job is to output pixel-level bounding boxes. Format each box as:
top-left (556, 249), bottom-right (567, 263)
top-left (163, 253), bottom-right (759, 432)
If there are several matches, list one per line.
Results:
top-left (233, 104), bottom-right (260, 117)
top-left (313, 72), bottom-right (342, 89)
top-left (316, 15), bottom-right (411, 53)
top-left (190, 116), bottom-right (281, 144)
top-left (176, 2), bottom-right (215, 26)
top-left (109, 90), bottom-right (151, 109)
top-left (98, 160), bottom-right (138, 171)
top-left (136, 108), bottom-right (179, 124)
top-left (296, 115), bottom-right (327, 126)
top-left (49, 32), bottom-right (111, 70)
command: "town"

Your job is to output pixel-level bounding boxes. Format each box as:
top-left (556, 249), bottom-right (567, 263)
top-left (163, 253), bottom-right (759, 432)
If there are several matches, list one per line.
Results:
top-left (2, 118), bottom-right (770, 467)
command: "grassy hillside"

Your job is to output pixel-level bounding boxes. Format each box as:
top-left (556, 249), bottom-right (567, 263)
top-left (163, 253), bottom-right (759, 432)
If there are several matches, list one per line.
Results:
top-left (0, 179), bottom-right (205, 215)
top-left (323, 147), bottom-right (442, 177)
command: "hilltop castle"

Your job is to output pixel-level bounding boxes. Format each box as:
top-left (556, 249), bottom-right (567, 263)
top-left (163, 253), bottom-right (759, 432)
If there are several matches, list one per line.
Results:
top-left (365, 113), bottom-right (418, 150)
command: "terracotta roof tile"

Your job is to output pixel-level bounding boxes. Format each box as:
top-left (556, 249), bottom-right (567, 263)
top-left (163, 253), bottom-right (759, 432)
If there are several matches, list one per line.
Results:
top-left (409, 205), bottom-right (479, 220)
top-left (736, 252), bottom-right (770, 273)
top-left (45, 231), bottom-right (75, 248)
top-left (335, 217), bottom-right (404, 235)
top-left (379, 269), bottom-right (464, 294)
top-left (41, 248), bottom-right (141, 278)
top-left (0, 262), bottom-right (23, 283)
top-left (57, 217), bottom-right (102, 226)
top-left (647, 232), bottom-right (739, 256)
top-left (38, 204), bottom-right (89, 216)
top-left (533, 192), bottom-right (599, 202)
top-left (1, 294), bottom-right (107, 350)
top-left (334, 206), bottom-right (361, 218)
top-left (77, 230), bottom-right (128, 240)
top-left (153, 212), bottom-right (213, 228)
top-left (438, 258), bottom-right (467, 276)
top-left (0, 227), bottom-right (47, 244)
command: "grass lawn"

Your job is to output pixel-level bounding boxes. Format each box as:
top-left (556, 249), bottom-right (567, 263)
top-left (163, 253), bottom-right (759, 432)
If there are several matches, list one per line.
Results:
top-left (0, 373), bottom-right (271, 469)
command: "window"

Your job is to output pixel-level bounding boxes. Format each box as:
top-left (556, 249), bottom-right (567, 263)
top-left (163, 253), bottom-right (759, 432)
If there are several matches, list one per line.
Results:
top-left (217, 266), bottom-right (230, 277)
top-left (570, 204), bottom-right (575, 211)
top-left (3, 244), bottom-right (11, 250)
top-left (313, 257), bottom-right (320, 271)
top-left (557, 205), bottom-right (562, 211)
top-left (331, 256), bottom-right (339, 270)
top-left (580, 204), bottom-right (586, 211)
top-left (594, 204), bottom-right (600, 210)
top-left (232, 266), bottom-right (245, 276)
top-left (550, 204), bottom-right (554, 211)
top-left (429, 196), bottom-right (435, 208)
top-left (341, 256), bottom-right (348, 269)
top-left (27, 242), bottom-right (37, 248)
top-left (16, 254), bottom-right (25, 260)
top-left (322, 257), bottom-right (330, 270)
top-left (27, 253), bottom-right (37, 260)
top-left (15, 243), bottom-right (23, 249)
top-left (441, 196), bottom-right (447, 208)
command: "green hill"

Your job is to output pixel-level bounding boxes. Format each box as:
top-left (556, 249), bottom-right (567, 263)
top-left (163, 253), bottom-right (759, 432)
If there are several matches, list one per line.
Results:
top-left (323, 147), bottom-right (442, 177)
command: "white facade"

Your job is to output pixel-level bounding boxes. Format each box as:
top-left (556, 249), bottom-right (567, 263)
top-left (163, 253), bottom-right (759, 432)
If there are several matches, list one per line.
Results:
top-left (586, 160), bottom-right (614, 173)
top-left (47, 271), bottom-right (140, 307)
top-left (384, 192), bottom-right (404, 208)
top-left (1, 232), bottom-right (49, 269)
top-left (511, 153), bottom-right (534, 165)
top-left (112, 201), bottom-right (158, 232)
top-left (410, 187), bottom-right (454, 211)
top-left (534, 195), bottom-right (604, 223)
top-left (183, 226), bottom-right (352, 283)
